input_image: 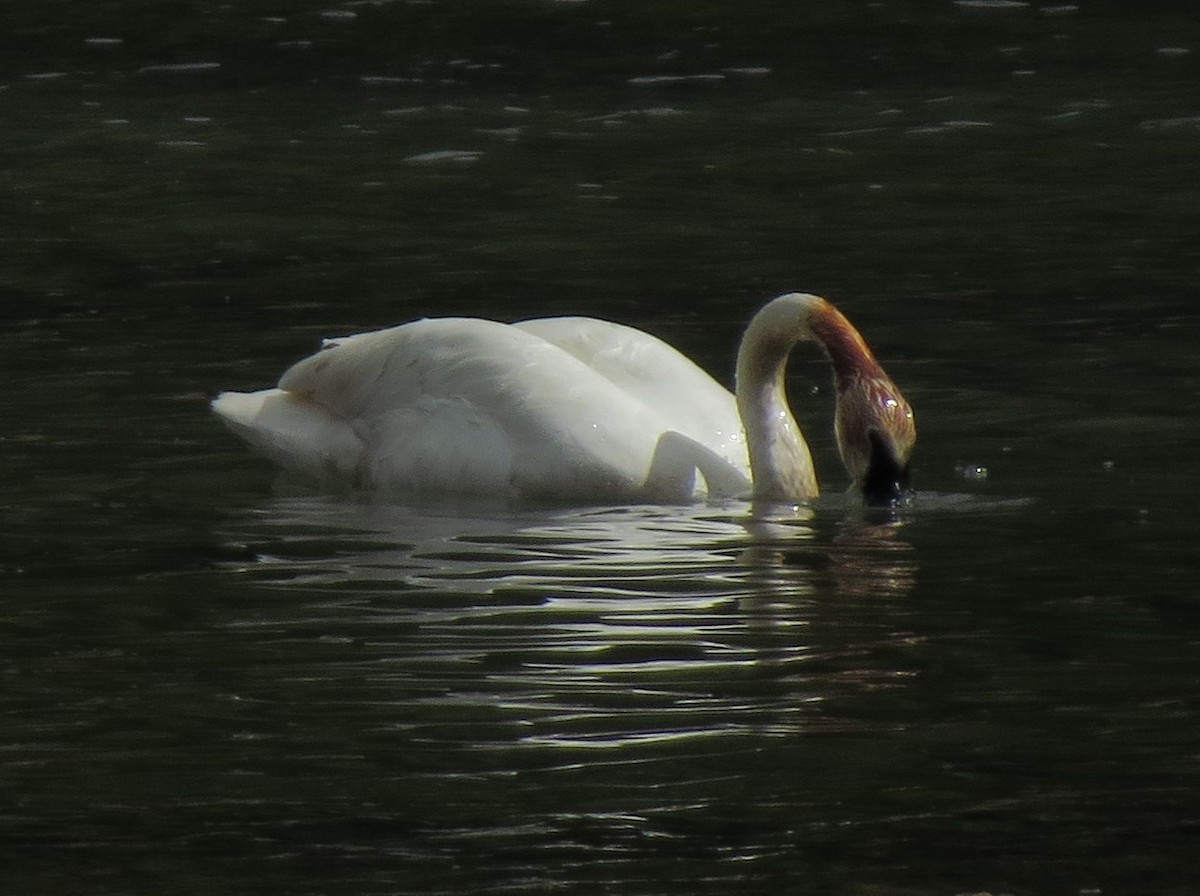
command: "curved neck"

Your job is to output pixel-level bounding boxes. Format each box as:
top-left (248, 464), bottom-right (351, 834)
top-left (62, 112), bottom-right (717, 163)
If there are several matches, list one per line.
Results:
top-left (804, 298), bottom-right (886, 387)
top-left (734, 293), bottom-right (893, 503)
top-left (734, 295), bottom-right (821, 502)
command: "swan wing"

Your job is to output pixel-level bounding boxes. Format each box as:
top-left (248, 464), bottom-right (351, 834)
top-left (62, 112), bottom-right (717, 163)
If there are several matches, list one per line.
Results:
top-left (513, 317), bottom-right (748, 473)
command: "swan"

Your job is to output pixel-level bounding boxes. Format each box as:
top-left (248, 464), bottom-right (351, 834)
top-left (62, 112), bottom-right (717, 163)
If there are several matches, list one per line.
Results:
top-left (211, 292), bottom-right (916, 505)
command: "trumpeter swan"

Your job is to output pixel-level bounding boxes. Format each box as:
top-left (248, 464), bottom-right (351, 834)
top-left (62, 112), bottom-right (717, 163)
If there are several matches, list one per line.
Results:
top-left (212, 292), bottom-right (915, 505)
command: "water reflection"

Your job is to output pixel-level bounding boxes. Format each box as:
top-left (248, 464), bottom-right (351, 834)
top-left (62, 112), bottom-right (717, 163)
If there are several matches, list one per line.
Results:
top-left (200, 500), bottom-right (933, 894)
top-left (830, 517), bottom-right (917, 600)
top-left (215, 498), bottom-right (922, 760)
top-left (218, 496), bottom-right (919, 604)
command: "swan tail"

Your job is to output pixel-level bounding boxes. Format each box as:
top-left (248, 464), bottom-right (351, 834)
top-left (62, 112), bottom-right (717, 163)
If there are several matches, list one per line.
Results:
top-left (211, 389), bottom-right (364, 484)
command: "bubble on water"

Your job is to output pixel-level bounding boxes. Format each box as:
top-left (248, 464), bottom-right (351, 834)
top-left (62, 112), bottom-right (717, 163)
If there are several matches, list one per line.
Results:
top-left (956, 462), bottom-right (988, 481)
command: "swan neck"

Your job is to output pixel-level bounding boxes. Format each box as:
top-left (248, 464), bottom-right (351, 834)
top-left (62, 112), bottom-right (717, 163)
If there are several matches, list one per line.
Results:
top-left (735, 298), bottom-right (819, 502)
top-left (737, 293), bottom-right (882, 389)
top-left (734, 293), bottom-right (900, 503)
top-left (805, 299), bottom-right (885, 386)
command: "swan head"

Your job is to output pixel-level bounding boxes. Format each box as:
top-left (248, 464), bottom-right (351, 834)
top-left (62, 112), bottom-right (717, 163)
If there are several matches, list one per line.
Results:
top-left (793, 293), bottom-right (915, 505)
top-left (834, 373), bottom-right (916, 505)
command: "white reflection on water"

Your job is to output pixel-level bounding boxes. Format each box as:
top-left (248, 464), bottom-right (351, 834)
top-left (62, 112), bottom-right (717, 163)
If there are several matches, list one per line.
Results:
top-left (214, 497), bottom-right (924, 757)
top-left (218, 496), bottom-right (922, 603)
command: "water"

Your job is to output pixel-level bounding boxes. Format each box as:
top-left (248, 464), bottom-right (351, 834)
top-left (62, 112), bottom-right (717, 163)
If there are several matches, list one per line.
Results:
top-left (4, 2), bottom-right (1200, 893)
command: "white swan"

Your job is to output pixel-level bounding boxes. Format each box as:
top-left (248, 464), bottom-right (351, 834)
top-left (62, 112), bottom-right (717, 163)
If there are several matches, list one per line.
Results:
top-left (211, 292), bottom-right (916, 505)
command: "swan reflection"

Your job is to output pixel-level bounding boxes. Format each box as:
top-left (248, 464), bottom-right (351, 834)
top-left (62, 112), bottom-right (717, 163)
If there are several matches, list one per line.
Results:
top-left (215, 498), bottom-right (921, 752)
top-left (830, 515), bottom-right (918, 599)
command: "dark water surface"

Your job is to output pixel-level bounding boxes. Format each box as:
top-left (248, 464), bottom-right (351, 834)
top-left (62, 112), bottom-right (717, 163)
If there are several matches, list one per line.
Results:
top-left (4, 2), bottom-right (1200, 894)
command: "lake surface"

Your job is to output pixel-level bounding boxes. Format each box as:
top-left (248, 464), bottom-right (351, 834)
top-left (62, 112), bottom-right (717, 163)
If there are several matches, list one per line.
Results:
top-left (3, 2), bottom-right (1200, 894)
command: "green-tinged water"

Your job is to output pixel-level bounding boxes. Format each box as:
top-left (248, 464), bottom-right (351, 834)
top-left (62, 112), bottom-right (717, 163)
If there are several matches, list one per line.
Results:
top-left (3, 2), bottom-right (1200, 894)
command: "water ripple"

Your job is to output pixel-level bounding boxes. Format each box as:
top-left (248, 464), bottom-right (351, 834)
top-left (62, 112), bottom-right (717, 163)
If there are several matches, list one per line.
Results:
top-left (209, 498), bottom-right (925, 777)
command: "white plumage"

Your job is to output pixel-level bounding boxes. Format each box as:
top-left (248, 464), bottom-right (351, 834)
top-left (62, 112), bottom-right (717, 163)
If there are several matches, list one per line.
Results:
top-left (212, 293), bottom-right (916, 505)
top-left (213, 315), bottom-right (750, 502)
